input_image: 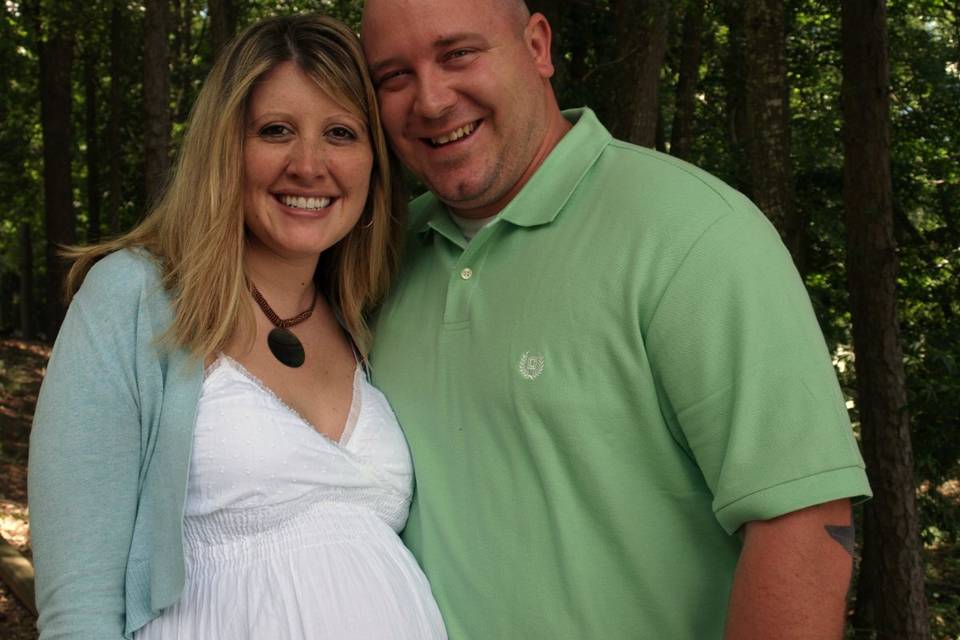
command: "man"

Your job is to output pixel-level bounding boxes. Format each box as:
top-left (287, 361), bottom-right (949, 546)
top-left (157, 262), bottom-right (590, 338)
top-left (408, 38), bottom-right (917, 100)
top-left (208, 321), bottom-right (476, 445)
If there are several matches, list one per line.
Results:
top-left (361, 1), bottom-right (871, 637)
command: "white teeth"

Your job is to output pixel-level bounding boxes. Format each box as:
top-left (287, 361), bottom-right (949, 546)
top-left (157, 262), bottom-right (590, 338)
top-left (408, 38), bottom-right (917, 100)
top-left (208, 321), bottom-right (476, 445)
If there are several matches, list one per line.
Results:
top-left (281, 195), bottom-right (332, 210)
top-left (431, 121), bottom-right (476, 146)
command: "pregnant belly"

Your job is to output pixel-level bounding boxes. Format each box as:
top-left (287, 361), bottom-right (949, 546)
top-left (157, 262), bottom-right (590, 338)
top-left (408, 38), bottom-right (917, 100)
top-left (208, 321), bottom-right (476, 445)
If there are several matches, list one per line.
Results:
top-left (135, 502), bottom-right (447, 640)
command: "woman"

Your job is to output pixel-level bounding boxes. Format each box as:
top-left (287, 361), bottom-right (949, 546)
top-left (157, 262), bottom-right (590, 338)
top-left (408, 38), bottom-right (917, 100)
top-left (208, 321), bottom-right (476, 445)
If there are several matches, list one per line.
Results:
top-left (29, 14), bottom-right (446, 639)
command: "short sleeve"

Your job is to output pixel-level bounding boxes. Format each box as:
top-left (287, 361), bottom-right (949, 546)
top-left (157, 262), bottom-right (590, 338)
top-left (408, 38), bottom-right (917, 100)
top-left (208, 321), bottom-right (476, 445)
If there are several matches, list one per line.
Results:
top-left (645, 207), bottom-right (871, 534)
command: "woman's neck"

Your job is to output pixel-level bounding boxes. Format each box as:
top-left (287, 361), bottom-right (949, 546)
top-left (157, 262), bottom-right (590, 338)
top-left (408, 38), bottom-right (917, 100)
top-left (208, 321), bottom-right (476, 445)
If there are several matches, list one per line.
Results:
top-left (243, 241), bottom-right (319, 316)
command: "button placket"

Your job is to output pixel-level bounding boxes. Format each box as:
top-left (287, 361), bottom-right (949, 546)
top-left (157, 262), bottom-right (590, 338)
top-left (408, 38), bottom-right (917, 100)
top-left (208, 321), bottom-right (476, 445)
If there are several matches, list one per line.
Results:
top-left (442, 231), bottom-right (492, 326)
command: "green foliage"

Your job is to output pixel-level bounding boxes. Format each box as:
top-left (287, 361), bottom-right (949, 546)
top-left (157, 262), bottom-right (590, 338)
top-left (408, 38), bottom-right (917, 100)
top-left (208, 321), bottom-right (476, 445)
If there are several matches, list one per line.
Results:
top-left (243, 0), bottom-right (363, 29)
top-left (886, 1), bottom-right (960, 551)
top-left (0, 3), bottom-right (43, 331)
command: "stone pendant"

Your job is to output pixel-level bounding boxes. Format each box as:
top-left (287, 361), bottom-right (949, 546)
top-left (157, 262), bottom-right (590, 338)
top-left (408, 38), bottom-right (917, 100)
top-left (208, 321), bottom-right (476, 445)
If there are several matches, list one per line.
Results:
top-left (267, 327), bottom-right (305, 368)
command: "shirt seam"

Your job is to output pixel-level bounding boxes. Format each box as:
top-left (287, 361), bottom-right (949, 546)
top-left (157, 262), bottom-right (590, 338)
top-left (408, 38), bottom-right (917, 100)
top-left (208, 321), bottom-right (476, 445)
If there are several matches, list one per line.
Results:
top-left (644, 211), bottom-right (735, 334)
top-left (714, 463), bottom-right (867, 515)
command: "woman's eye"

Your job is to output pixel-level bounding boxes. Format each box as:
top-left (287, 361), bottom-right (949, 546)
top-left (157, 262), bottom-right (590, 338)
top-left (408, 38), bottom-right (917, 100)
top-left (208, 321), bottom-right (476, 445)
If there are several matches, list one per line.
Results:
top-left (328, 126), bottom-right (357, 141)
top-left (259, 124), bottom-right (291, 139)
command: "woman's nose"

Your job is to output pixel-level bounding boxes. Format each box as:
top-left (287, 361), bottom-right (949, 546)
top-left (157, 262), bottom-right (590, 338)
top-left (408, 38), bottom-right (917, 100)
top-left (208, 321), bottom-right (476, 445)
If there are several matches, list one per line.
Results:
top-left (287, 139), bottom-right (328, 178)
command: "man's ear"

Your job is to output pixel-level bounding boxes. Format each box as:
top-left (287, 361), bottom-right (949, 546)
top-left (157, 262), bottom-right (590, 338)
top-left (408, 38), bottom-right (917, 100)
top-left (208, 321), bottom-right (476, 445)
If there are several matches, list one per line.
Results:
top-left (524, 13), bottom-right (555, 79)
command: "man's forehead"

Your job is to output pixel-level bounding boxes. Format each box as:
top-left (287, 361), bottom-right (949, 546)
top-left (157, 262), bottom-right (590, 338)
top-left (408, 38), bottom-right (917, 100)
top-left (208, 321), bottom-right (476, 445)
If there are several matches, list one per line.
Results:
top-left (361, 0), bottom-right (519, 65)
top-left (361, 0), bottom-right (523, 36)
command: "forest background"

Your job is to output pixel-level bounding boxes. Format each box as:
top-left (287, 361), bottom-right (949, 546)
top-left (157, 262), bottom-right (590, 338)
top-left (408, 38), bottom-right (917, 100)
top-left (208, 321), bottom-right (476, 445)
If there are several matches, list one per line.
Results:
top-left (0, 0), bottom-right (957, 638)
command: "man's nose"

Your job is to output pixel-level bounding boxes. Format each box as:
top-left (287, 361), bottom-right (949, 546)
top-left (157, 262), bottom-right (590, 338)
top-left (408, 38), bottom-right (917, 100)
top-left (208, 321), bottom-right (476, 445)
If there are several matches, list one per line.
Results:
top-left (413, 69), bottom-right (456, 119)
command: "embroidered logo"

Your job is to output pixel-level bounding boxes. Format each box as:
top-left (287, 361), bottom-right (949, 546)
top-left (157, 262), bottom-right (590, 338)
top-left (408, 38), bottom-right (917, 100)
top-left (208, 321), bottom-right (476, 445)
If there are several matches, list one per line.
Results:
top-left (518, 351), bottom-right (545, 380)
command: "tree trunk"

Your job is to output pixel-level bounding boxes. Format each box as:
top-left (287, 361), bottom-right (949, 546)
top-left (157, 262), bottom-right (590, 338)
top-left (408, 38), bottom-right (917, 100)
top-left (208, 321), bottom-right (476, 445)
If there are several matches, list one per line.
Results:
top-left (670, 0), bottom-right (704, 161)
top-left (208, 0), bottom-right (236, 61)
top-left (607, 0), bottom-right (671, 147)
top-left (744, 0), bottom-right (802, 266)
top-left (144, 0), bottom-right (171, 207)
top-left (172, 0), bottom-right (199, 122)
top-left (38, 4), bottom-right (77, 335)
top-left (108, 0), bottom-right (124, 233)
top-left (952, 1), bottom-right (959, 70)
top-left (841, 2), bottom-right (930, 639)
top-left (655, 104), bottom-right (666, 153)
top-left (0, 536), bottom-right (36, 616)
top-left (19, 223), bottom-right (34, 340)
top-left (721, 0), bottom-right (751, 194)
top-left (84, 48), bottom-right (102, 243)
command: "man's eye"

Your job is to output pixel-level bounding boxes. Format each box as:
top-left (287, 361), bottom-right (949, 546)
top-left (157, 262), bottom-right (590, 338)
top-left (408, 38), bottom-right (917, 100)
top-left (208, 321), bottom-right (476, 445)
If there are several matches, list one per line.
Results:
top-left (377, 69), bottom-right (409, 88)
top-left (259, 124), bottom-right (291, 138)
top-left (444, 49), bottom-right (478, 64)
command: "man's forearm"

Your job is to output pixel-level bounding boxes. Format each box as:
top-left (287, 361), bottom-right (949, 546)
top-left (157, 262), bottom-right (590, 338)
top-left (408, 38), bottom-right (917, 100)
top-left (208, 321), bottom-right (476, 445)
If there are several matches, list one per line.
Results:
top-left (724, 499), bottom-right (854, 639)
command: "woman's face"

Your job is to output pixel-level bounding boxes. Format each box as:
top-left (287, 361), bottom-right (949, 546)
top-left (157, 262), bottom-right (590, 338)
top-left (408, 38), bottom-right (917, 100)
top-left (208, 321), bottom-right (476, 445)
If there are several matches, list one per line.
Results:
top-left (243, 61), bottom-right (373, 263)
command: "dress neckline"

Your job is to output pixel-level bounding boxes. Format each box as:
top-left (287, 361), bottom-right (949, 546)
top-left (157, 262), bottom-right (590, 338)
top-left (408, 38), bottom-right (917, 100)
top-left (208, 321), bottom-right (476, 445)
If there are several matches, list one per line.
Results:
top-left (205, 354), bottom-right (363, 449)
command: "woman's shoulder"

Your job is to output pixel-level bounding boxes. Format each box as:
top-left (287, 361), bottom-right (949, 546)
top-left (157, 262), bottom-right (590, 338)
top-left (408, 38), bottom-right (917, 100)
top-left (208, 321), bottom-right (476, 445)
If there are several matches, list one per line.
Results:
top-left (72, 249), bottom-right (175, 330)
top-left (77, 248), bottom-right (165, 303)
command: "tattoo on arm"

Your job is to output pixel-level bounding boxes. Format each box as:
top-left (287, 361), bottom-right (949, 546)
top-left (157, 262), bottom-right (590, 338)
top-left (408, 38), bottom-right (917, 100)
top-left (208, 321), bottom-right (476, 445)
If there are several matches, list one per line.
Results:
top-left (825, 523), bottom-right (855, 557)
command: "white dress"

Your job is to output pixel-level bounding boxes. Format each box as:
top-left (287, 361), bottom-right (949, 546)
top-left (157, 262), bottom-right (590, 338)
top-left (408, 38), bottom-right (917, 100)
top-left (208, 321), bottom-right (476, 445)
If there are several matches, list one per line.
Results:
top-left (135, 355), bottom-right (447, 640)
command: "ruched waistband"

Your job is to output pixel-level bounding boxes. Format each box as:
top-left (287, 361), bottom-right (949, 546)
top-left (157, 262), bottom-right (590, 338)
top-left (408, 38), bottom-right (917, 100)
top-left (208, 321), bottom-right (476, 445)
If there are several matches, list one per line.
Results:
top-left (182, 494), bottom-right (402, 568)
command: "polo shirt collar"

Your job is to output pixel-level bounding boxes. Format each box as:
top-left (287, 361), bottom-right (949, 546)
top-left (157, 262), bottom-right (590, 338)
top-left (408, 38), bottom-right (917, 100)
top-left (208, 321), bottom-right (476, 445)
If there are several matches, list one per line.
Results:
top-left (500, 108), bottom-right (610, 227)
top-left (412, 108), bottom-right (611, 240)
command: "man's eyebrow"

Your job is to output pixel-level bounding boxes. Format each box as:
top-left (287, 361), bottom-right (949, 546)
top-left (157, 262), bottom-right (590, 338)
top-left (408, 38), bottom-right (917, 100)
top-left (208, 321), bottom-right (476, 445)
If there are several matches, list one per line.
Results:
top-left (369, 57), bottom-right (403, 78)
top-left (433, 32), bottom-right (486, 48)
top-left (369, 32), bottom-right (488, 76)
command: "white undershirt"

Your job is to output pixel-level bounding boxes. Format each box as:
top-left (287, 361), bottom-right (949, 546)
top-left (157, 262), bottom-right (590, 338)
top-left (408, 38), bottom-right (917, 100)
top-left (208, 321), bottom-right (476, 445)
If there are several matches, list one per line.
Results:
top-left (448, 211), bottom-right (498, 242)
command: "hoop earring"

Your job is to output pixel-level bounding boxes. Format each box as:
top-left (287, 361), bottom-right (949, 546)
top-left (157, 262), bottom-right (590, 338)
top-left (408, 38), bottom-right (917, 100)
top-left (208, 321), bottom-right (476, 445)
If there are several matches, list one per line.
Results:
top-left (360, 212), bottom-right (375, 229)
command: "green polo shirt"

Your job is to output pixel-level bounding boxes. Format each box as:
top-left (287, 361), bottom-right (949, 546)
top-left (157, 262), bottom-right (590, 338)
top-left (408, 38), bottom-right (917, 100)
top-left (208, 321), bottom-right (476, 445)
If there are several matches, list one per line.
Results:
top-left (371, 109), bottom-right (870, 639)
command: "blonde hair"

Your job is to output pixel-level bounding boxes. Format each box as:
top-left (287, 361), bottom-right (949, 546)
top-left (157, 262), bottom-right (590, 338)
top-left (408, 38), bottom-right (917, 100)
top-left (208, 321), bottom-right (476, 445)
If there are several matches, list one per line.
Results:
top-left (65, 14), bottom-right (404, 358)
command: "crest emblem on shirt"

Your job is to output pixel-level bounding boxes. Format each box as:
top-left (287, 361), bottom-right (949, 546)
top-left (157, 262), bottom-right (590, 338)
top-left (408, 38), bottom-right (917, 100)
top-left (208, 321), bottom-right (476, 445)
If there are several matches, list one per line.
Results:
top-left (518, 351), bottom-right (545, 380)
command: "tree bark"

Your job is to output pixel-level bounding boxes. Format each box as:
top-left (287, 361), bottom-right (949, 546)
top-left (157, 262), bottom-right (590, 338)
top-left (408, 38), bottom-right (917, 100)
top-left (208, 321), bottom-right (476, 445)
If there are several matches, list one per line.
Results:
top-left (744, 0), bottom-right (802, 266)
top-left (841, 2), bottom-right (931, 638)
top-left (107, 0), bottom-right (124, 233)
top-left (607, 0), bottom-right (671, 147)
top-left (0, 536), bottom-right (36, 616)
top-left (144, 0), bottom-right (171, 207)
top-left (84, 48), bottom-right (102, 243)
top-left (721, 0), bottom-right (751, 193)
top-left (951, 1), bottom-right (960, 70)
top-left (19, 223), bottom-right (34, 340)
top-left (208, 0), bottom-right (237, 61)
top-left (38, 3), bottom-right (77, 335)
top-left (670, 0), bottom-right (705, 160)
top-left (655, 104), bottom-right (666, 153)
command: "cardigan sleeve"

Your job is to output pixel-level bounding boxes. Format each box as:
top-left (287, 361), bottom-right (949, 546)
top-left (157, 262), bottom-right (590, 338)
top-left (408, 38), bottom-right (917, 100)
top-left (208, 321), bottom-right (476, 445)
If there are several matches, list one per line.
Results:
top-left (29, 252), bottom-right (158, 639)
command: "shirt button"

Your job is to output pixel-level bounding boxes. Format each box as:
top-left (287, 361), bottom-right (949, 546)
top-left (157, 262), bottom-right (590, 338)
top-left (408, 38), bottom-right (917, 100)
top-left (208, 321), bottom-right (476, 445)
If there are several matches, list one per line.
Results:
top-left (460, 268), bottom-right (474, 280)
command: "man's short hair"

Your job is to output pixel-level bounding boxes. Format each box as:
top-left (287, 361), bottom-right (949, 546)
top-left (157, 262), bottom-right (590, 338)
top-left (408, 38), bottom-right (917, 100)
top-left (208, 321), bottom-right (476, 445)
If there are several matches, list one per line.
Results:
top-left (507, 0), bottom-right (532, 33)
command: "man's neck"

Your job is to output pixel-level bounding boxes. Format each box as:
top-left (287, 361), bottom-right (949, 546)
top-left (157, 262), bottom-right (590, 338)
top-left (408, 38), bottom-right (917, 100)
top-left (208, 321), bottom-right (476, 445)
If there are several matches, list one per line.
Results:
top-left (450, 109), bottom-right (573, 220)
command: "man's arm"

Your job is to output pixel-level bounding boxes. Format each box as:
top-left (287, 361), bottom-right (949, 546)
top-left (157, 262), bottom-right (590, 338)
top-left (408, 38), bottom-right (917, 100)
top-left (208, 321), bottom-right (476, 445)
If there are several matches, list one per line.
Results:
top-left (724, 499), bottom-right (855, 639)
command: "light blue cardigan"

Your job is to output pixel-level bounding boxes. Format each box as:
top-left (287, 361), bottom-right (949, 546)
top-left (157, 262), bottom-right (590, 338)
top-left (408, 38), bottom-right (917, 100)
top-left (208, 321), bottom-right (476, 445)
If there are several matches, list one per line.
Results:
top-left (29, 249), bottom-right (204, 639)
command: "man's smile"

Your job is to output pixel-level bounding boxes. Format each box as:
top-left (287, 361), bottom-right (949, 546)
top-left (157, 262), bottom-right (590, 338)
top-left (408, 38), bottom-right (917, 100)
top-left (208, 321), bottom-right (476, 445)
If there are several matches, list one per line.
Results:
top-left (424, 120), bottom-right (481, 147)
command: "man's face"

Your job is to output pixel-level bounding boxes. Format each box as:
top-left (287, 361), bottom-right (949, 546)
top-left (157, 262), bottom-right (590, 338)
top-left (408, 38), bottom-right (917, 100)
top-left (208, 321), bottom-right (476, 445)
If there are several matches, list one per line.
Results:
top-left (362, 0), bottom-right (554, 218)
